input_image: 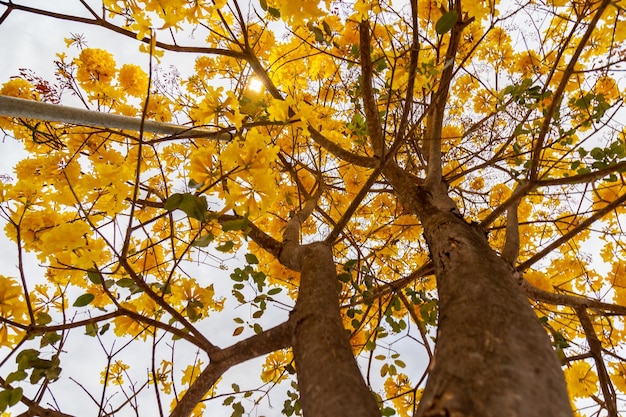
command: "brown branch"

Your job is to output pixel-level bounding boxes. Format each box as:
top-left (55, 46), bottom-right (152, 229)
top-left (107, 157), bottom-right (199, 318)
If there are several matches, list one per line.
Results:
top-left (528, 0), bottom-right (611, 181)
top-left (280, 181), bottom-right (324, 270)
top-left (521, 281), bottom-right (626, 315)
top-left (307, 126), bottom-right (378, 168)
top-left (518, 191), bottom-right (626, 271)
top-left (118, 258), bottom-right (220, 356)
top-left (502, 183), bottom-right (524, 265)
top-left (575, 306), bottom-right (618, 417)
top-left (169, 321), bottom-right (293, 417)
top-left (0, 2), bottom-right (248, 59)
top-left (423, 0), bottom-right (469, 189)
top-left (359, 20), bottom-right (385, 158)
top-left (397, 291), bottom-right (433, 359)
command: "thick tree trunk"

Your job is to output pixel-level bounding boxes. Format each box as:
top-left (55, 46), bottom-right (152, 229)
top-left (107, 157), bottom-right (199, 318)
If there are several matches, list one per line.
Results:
top-left (380, 165), bottom-right (572, 416)
top-left (415, 208), bottom-right (573, 417)
top-left (288, 242), bottom-right (380, 417)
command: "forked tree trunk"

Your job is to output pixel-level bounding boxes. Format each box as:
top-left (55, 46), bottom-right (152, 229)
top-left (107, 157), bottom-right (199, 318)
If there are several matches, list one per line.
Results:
top-left (415, 207), bottom-right (573, 417)
top-left (288, 242), bottom-right (381, 417)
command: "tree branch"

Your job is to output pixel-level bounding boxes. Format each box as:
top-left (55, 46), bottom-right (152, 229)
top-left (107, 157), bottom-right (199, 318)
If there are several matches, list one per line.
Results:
top-left (528, 0), bottom-right (611, 181)
top-left (170, 321), bottom-right (293, 417)
top-left (575, 306), bottom-right (618, 417)
top-left (0, 2), bottom-right (248, 59)
top-left (518, 191), bottom-right (626, 271)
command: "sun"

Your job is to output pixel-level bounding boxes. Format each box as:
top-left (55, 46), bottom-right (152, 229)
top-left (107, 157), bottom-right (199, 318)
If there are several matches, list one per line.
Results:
top-left (248, 77), bottom-right (264, 93)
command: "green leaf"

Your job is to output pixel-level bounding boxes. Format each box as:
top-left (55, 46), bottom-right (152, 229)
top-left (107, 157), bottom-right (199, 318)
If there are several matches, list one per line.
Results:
top-left (164, 193), bottom-right (184, 211)
top-left (6, 370), bottom-right (27, 384)
top-left (322, 20), bottom-right (332, 36)
top-left (41, 331), bottom-right (61, 347)
top-left (36, 311), bottom-right (52, 325)
top-left (245, 253), bottom-right (259, 264)
top-left (267, 287), bottom-right (282, 295)
top-left (192, 234), bottom-right (214, 247)
top-left (0, 390), bottom-right (9, 412)
top-left (268, 6), bottom-right (281, 18)
top-left (590, 147), bottom-right (605, 160)
top-left (117, 278), bottom-right (135, 287)
top-left (222, 217), bottom-right (248, 232)
top-left (188, 178), bottom-right (203, 189)
top-left (216, 241), bottom-right (235, 252)
top-left (435, 10), bottom-right (458, 34)
top-left (164, 193), bottom-right (208, 222)
top-left (87, 268), bottom-right (101, 284)
top-left (73, 293), bottom-right (95, 307)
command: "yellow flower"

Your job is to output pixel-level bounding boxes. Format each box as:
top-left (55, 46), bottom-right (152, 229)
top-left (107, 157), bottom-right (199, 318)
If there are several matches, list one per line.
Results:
top-left (564, 361), bottom-right (598, 400)
top-left (181, 360), bottom-right (204, 386)
top-left (0, 276), bottom-right (28, 347)
top-left (101, 360), bottom-right (130, 385)
top-left (118, 64), bottom-right (149, 97)
top-left (261, 350), bottom-right (293, 383)
top-left (0, 78), bottom-right (39, 100)
top-left (75, 48), bottom-right (117, 88)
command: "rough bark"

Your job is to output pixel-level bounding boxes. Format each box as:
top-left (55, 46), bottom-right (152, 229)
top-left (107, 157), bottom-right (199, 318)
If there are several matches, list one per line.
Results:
top-left (414, 208), bottom-right (572, 417)
top-left (286, 242), bottom-right (380, 417)
top-left (382, 164), bottom-right (572, 416)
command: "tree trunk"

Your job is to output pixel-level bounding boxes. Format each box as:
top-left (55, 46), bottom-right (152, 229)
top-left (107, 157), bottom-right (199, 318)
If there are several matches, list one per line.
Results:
top-left (289, 242), bottom-right (380, 417)
top-left (415, 207), bottom-right (573, 417)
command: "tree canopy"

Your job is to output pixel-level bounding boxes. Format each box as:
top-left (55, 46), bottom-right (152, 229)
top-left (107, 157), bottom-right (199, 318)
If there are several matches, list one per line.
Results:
top-left (0, 0), bottom-right (625, 416)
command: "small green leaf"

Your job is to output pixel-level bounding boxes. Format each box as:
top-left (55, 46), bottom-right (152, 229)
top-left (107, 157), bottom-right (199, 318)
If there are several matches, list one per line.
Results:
top-left (192, 234), bottom-right (214, 247)
top-left (117, 278), bottom-right (135, 287)
top-left (267, 288), bottom-right (282, 295)
top-left (87, 268), bottom-right (101, 284)
top-left (216, 241), bottom-right (235, 252)
top-left (268, 6), bottom-right (281, 18)
top-left (435, 10), bottom-right (458, 34)
top-left (36, 312), bottom-right (52, 325)
top-left (164, 193), bottom-right (184, 211)
top-left (245, 253), bottom-right (259, 264)
top-left (0, 390), bottom-right (9, 412)
top-left (6, 370), bottom-right (27, 384)
top-left (165, 193), bottom-right (208, 222)
top-left (188, 178), bottom-right (203, 189)
top-left (222, 217), bottom-right (248, 232)
top-left (259, 0), bottom-right (267, 10)
top-left (73, 293), bottom-right (95, 307)
top-left (322, 20), bottom-right (332, 36)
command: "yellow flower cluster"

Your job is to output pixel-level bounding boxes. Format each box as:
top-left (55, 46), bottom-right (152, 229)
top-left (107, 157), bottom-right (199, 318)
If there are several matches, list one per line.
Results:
top-left (0, 276), bottom-right (28, 347)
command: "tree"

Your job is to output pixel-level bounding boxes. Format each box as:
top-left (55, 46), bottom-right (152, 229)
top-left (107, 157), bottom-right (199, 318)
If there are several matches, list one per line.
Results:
top-left (0, 0), bottom-right (625, 416)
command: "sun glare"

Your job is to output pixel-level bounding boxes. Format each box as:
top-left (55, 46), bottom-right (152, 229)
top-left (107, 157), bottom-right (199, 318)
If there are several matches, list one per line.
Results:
top-left (248, 77), bottom-right (264, 93)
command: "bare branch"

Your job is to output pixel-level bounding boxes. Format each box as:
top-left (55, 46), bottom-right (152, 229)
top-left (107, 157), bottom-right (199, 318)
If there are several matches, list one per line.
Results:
top-left (0, 96), bottom-right (233, 140)
top-left (575, 307), bottom-right (618, 417)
